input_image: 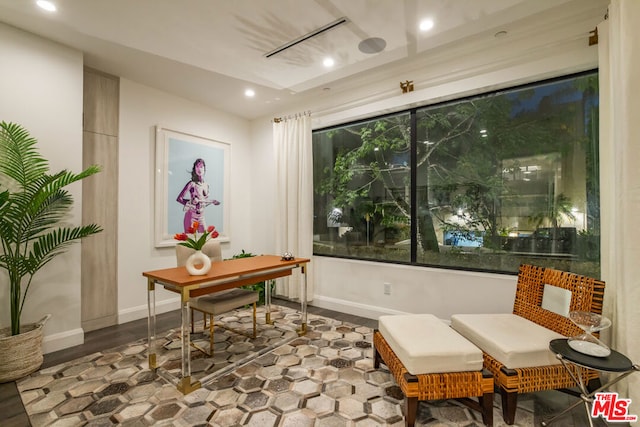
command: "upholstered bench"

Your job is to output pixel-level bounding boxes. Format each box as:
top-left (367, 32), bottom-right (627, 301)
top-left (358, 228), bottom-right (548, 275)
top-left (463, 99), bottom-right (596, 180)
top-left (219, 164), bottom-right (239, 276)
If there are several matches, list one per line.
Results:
top-left (190, 288), bottom-right (258, 356)
top-left (450, 313), bottom-right (566, 423)
top-left (373, 314), bottom-right (494, 427)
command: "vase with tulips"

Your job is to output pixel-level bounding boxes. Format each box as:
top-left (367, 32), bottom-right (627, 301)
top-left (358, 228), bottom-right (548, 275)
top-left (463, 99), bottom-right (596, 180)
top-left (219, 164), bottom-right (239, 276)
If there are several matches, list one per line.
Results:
top-left (174, 221), bottom-right (219, 275)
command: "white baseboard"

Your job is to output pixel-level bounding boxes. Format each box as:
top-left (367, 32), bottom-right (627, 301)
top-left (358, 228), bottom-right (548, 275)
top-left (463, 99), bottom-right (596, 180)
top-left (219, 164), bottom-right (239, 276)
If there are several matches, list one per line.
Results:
top-left (310, 295), bottom-right (409, 320)
top-left (41, 298), bottom-right (181, 355)
top-left (117, 297), bottom-right (181, 324)
top-left (43, 328), bottom-right (84, 354)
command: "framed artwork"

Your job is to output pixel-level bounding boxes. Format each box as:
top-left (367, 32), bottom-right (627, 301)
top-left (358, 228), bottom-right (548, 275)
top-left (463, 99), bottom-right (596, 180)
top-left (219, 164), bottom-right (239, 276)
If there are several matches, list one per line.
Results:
top-left (154, 126), bottom-right (230, 247)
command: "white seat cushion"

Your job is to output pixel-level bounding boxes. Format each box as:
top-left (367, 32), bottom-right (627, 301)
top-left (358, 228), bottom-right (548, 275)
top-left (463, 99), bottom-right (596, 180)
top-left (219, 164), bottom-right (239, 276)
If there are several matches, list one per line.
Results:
top-left (450, 313), bottom-right (564, 369)
top-left (378, 314), bottom-right (483, 375)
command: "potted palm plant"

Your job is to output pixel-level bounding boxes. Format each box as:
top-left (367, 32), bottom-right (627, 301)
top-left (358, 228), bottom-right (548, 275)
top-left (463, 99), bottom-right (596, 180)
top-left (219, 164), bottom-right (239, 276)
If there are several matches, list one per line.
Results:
top-left (0, 121), bottom-right (102, 382)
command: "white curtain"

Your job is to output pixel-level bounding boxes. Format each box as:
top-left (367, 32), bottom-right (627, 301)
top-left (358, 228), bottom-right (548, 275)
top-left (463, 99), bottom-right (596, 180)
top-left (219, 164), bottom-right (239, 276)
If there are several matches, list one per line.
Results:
top-left (273, 113), bottom-right (314, 301)
top-left (599, 1), bottom-right (640, 422)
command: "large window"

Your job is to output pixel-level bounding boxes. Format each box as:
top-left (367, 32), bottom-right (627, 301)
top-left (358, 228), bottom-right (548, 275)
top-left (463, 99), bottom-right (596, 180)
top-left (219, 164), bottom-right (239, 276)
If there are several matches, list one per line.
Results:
top-left (313, 71), bottom-right (600, 277)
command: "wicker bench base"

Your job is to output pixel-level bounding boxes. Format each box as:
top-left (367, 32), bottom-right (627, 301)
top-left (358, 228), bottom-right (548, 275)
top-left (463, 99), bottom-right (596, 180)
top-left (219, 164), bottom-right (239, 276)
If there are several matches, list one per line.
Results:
top-left (483, 351), bottom-right (601, 425)
top-left (373, 330), bottom-right (494, 427)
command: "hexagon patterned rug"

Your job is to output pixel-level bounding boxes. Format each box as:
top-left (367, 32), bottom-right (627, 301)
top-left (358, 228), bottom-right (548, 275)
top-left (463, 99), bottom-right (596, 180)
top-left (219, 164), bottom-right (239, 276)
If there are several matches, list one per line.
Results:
top-left (17, 305), bottom-right (536, 426)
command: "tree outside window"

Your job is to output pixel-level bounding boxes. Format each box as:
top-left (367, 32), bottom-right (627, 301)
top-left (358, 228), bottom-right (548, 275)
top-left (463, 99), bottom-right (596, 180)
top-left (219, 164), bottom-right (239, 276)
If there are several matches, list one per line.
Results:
top-left (313, 71), bottom-right (600, 277)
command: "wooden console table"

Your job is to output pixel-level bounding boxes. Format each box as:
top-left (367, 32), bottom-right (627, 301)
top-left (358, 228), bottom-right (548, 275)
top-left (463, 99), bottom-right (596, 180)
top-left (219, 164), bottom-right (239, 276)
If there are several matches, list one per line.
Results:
top-left (142, 255), bottom-right (310, 394)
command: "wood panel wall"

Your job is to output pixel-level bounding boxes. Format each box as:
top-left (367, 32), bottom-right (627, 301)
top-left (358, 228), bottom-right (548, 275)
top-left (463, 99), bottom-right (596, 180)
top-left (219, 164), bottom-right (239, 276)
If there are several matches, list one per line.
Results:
top-left (81, 67), bottom-right (119, 332)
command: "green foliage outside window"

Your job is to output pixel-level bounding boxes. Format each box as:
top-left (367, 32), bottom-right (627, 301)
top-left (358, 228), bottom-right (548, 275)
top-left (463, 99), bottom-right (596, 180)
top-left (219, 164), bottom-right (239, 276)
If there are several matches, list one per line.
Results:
top-left (230, 250), bottom-right (275, 305)
top-left (313, 72), bottom-right (600, 277)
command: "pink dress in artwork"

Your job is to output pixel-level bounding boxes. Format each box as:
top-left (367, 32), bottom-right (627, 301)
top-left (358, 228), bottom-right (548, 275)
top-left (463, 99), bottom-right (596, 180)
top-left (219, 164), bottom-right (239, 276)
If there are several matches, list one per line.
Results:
top-left (176, 158), bottom-right (219, 232)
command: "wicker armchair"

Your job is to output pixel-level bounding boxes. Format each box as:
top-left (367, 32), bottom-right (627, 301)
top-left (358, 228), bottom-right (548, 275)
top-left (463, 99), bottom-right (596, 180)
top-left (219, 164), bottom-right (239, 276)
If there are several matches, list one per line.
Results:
top-left (452, 264), bottom-right (606, 425)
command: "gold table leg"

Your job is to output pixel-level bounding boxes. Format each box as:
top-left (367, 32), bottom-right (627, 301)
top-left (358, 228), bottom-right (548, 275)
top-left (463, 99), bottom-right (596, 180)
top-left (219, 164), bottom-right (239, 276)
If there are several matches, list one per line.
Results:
top-left (179, 288), bottom-right (195, 393)
top-left (177, 376), bottom-right (201, 394)
top-left (265, 274), bottom-right (273, 325)
top-left (147, 279), bottom-right (157, 369)
top-left (298, 264), bottom-right (308, 336)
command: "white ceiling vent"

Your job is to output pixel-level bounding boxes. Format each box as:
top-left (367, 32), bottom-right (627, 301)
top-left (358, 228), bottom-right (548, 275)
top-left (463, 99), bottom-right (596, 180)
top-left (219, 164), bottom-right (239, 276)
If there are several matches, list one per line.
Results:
top-left (264, 17), bottom-right (349, 58)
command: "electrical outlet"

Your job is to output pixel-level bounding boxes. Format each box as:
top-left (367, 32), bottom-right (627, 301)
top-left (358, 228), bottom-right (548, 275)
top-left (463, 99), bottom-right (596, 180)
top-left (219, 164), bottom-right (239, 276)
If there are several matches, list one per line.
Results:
top-left (384, 282), bottom-right (391, 295)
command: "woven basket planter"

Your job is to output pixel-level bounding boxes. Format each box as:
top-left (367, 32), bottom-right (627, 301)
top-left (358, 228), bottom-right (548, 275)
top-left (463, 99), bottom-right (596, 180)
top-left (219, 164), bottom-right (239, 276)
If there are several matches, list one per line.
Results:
top-left (0, 315), bottom-right (51, 383)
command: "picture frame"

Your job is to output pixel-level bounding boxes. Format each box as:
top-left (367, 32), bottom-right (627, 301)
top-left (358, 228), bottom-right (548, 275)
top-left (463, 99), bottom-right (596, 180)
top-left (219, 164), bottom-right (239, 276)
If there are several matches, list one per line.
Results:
top-left (154, 126), bottom-right (230, 247)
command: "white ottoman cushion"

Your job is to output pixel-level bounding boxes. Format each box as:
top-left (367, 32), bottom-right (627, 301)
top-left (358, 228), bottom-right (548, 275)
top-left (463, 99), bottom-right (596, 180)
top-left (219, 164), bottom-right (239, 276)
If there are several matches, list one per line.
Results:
top-left (451, 313), bottom-right (564, 369)
top-left (379, 314), bottom-right (483, 375)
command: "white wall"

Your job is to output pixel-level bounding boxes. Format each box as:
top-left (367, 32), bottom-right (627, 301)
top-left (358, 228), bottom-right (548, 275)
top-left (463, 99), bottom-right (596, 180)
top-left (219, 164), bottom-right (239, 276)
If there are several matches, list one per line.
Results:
top-left (250, 33), bottom-right (601, 321)
top-left (117, 80), bottom-right (253, 322)
top-left (0, 23), bottom-right (85, 352)
top-left (248, 119), bottom-right (277, 255)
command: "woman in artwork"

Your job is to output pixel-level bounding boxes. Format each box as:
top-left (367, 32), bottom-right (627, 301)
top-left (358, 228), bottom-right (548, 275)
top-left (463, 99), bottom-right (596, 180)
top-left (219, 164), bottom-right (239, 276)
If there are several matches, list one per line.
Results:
top-left (176, 158), bottom-right (219, 232)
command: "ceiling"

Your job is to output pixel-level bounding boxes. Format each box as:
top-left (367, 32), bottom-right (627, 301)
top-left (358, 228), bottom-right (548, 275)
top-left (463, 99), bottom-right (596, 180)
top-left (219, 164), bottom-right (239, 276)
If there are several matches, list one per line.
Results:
top-left (0, 0), bottom-right (608, 120)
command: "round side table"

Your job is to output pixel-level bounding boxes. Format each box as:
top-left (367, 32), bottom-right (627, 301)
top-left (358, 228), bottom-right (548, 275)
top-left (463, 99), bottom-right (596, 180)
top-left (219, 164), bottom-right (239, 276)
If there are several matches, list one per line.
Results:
top-left (542, 338), bottom-right (639, 427)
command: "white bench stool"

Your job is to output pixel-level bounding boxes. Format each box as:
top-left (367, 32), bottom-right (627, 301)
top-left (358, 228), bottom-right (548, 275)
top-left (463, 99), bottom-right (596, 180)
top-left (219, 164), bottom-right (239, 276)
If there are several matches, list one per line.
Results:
top-left (190, 288), bottom-right (258, 356)
top-left (451, 313), bottom-right (567, 424)
top-left (373, 314), bottom-right (494, 427)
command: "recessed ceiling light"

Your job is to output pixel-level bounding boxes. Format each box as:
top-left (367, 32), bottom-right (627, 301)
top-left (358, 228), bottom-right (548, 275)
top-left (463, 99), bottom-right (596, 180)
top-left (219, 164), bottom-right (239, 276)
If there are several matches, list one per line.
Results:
top-left (419, 18), bottom-right (434, 32)
top-left (36, 0), bottom-right (56, 12)
top-left (323, 57), bottom-right (335, 68)
top-left (244, 89), bottom-right (255, 98)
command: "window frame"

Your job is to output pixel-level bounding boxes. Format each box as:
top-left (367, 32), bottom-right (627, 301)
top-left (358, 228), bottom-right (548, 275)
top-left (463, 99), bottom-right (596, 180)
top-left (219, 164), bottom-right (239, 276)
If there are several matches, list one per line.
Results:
top-left (312, 70), bottom-right (600, 277)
